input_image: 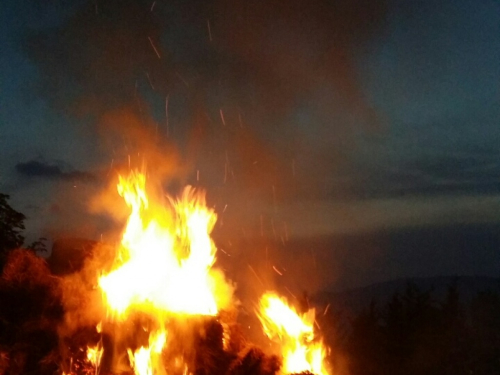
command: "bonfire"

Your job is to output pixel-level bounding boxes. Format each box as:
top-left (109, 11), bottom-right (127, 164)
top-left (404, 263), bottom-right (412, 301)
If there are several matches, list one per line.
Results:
top-left (1, 169), bottom-right (331, 375)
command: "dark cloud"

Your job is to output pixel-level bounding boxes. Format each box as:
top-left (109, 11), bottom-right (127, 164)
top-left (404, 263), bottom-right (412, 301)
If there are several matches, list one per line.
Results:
top-left (15, 160), bottom-right (96, 182)
top-left (351, 153), bottom-right (500, 199)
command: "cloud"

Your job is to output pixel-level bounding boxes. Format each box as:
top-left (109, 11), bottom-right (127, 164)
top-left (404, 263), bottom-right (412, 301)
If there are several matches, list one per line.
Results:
top-left (276, 194), bottom-right (500, 238)
top-left (344, 150), bottom-right (500, 200)
top-left (15, 160), bottom-right (96, 182)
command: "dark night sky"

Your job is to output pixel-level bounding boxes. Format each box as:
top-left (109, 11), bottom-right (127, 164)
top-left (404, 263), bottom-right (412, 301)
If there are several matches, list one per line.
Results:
top-left (1, 0), bottom-right (499, 290)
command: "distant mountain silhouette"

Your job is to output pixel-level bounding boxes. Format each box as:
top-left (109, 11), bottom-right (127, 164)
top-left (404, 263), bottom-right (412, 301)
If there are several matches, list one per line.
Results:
top-left (313, 275), bottom-right (500, 317)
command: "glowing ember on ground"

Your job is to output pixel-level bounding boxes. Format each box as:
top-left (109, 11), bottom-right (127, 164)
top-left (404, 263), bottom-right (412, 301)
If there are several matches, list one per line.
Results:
top-left (258, 292), bottom-right (330, 375)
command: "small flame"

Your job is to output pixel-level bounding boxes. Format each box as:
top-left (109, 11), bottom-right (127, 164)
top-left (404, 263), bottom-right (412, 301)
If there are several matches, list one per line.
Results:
top-left (86, 343), bottom-right (103, 371)
top-left (127, 330), bottom-right (167, 375)
top-left (258, 292), bottom-right (329, 375)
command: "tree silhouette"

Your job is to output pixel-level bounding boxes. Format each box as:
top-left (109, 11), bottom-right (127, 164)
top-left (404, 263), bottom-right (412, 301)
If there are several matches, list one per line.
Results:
top-left (382, 283), bottom-right (441, 375)
top-left (346, 300), bottom-right (384, 375)
top-left (0, 193), bottom-right (26, 267)
top-left (341, 281), bottom-right (500, 375)
top-left (469, 290), bottom-right (500, 375)
top-left (27, 237), bottom-right (49, 254)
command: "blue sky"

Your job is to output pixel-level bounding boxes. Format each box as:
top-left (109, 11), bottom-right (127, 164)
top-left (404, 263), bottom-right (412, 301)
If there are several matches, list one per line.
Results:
top-left (357, 0), bottom-right (500, 179)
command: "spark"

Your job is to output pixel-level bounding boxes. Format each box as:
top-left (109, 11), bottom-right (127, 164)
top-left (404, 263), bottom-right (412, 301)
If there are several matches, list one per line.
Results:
top-left (207, 19), bottom-right (213, 42)
top-left (272, 185), bottom-right (277, 213)
top-left (248, 265), bottom-right (265, 287)
top-left (220, 248), bottom-right (231, 257)
top-left (175, 72), bottom-right (189, 87)
top-left (284, 287), bottom-right (296, 299)
top-left (148, 36), bottom-right (161, 59)
top-left (107, 158), bottom-right (114, 176)
top-left (272, 265), bottom-right (283, 276)
top-left (165, 95), bottom-right (169, 137)
top-left (197, 170), bottom-right (200, 181)
top-left (315, 320), bottom-right (321, 330)
top-left (220, 109), bottom-right (226, 126)
top-left (224, 150), bottom-right (229, 183)
top-left (323, 304), bottom-right (331, 316)
top-left (146, 72), bottom-right (155, 90)
top-left (150, 1), bottom-right (156, 11)
top-left (238, 112), bottom-right (243, 128)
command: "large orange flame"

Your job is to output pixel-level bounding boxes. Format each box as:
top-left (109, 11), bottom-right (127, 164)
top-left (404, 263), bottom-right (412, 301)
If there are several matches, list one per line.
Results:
top-left (96, 170), bottom-right (233, 374)
top-left (258, 292), bottom-right (329, 375)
